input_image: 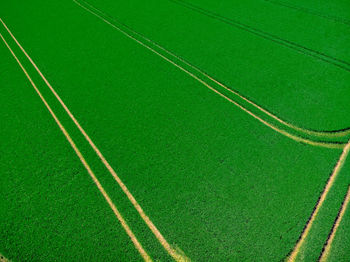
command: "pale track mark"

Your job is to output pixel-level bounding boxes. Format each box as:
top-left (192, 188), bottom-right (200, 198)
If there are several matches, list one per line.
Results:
top-left (0, 32), bottom-right (151, 262)
top-left (0, 18), bottom-right (189, 262)
top-left (319, 185), bottom-right (350, 261)
top-left (0, 253), bottom-right (10, 262)
top-left (73, 1), bottom-right (343, 149)
top-left (78, 0), bottom-right (350, 139)
top-left (288, 140), bottom-right (350, 261)
top-left (73, 0), bottom-right (345, 149)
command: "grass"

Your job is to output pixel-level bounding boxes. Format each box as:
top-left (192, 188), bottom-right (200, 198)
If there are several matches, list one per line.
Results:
top-left (82, 0), bottom-right (350, 131)
top-left (0, 39), bottom-right (143, 261)
top-left (0, 0), bottom-right (349, 261)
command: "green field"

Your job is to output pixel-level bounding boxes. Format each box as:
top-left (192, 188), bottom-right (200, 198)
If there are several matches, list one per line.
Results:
top-left (1, 0), bottom-right (349, 261)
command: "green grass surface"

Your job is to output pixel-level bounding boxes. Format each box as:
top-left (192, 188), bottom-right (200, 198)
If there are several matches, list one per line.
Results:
top-left (177, 0), bottom-right (350, 65)
top-left (1, 0), bottom-right (349, 261)
top-left (84, 0), bottom-right (350, 131)
top-left (0, 39), bottom-right (143, 261)
top-left (262, 0), bottom-right (350, 25)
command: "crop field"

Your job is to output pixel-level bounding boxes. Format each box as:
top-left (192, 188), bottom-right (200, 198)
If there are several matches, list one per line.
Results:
top-left (0, 0), bottom-right (350, 261)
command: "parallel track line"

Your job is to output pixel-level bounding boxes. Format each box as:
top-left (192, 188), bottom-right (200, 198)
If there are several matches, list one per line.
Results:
top-left (288, 140), bottom-right (350, 261)
top-left (0, 32), bottom-right (151, 262)
top-left (85, 0), bottom-right (350, 139)
top-left (0, 18), bottom-right (189, 262)
top-left (319, 185), bottom-right (350, 261)
top-left (72, 1), bottom-right (345, 149)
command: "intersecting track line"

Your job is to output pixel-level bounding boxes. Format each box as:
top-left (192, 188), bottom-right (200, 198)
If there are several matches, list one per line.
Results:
top-left (288, 140), bottom-right (350, 261)
top-left (72, 0), bottom-right (345, 149)
top-left (319, 185), bottom-right (350, 261)
top-left (0, 18), bottom-right (189, 262)
top-left (77, 0), bottom-right (350, 139)
top-left (0, 32), bottom-right (152, 262)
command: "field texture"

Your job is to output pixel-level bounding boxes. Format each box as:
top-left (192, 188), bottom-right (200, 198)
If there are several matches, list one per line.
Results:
top-left (0, 0), bottom-right (349, 261)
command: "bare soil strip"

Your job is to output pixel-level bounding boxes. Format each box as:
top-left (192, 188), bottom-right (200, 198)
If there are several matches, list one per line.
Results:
top-left (0, 253), bottom-right (10, 262)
